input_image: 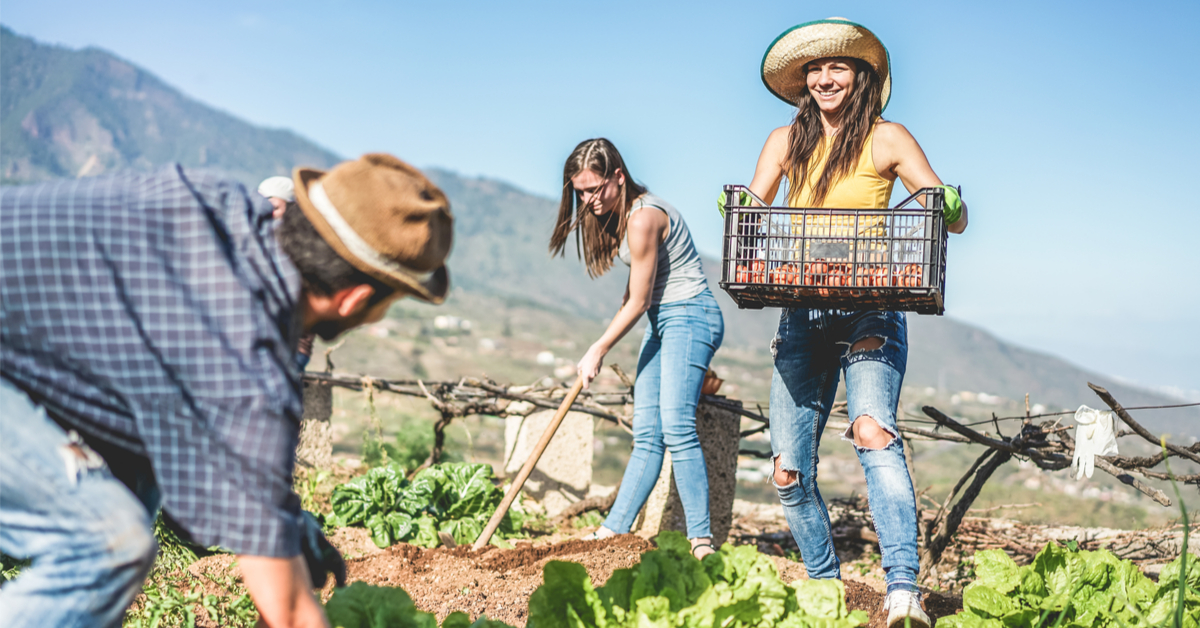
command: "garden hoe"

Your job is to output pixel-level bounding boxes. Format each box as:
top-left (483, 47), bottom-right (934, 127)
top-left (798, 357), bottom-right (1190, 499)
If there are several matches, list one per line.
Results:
top-left (472, 377), bottom-right (585, 550)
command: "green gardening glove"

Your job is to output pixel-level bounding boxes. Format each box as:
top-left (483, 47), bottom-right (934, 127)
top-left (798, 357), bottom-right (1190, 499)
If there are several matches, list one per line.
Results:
top-left (936, 185), bottom-right (963, 225)
top-left (717, 189), bottom-right (754, 218)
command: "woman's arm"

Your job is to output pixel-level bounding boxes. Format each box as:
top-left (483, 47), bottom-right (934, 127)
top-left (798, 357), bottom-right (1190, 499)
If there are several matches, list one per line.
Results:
top-left (576, 207), bottom-right (666, 389)
top-left (873, 122), bottom-right (968, 233)
top-left (747, 126), bottom-right (791, 204)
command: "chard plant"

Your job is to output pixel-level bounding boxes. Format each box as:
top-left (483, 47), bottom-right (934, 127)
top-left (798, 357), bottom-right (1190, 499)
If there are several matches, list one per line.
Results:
top-left (326, 462), bottom-right (525, 549)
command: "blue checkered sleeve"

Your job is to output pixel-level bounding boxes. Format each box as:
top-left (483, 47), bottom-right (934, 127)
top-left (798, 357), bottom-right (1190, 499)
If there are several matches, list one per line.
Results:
top-left (1, 165), bottom-right (306, 557)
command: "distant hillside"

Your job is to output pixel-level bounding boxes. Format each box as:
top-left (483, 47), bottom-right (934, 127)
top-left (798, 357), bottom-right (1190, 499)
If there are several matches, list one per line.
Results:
top-left (0, 26), bottom-right (340, 185)
top-left (4, 26), bottom-right (1192, 435)
top-left (423, 170), bottom-right (1198, 435)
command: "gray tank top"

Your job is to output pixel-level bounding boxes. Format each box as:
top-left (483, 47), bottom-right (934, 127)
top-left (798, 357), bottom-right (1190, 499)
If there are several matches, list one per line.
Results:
top-left (617, 193), bottom-right (708, 306)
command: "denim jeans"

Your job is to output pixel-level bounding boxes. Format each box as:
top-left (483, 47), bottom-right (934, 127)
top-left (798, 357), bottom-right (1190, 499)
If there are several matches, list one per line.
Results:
top-left (769, 308), bottom-right (919, 593)
top-left (0, 380), bottom-right (160, 627)
top-left (603, 289), bottom-right (724, 538)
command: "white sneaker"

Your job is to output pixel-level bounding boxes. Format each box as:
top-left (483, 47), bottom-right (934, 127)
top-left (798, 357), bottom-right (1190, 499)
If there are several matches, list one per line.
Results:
top-left (883, 590), bottom-right (930, 628)
top-left (579, 527), bottom-right (616, 541)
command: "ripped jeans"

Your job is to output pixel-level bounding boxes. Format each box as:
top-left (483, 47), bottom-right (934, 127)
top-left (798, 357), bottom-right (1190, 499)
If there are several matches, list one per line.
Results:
top-left (769, 308), bottom-right (919, 593)
top-left (0, 379), bottom-right (160, 627)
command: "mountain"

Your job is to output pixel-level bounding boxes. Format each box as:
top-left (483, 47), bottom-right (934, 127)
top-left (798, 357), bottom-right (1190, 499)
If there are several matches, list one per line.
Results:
top-left (422, 171), bottom-right (1198, 436)
top-left (4, 26), bottom-right (1193, 436)
top-left (0, 26), bottom-right (340, 185)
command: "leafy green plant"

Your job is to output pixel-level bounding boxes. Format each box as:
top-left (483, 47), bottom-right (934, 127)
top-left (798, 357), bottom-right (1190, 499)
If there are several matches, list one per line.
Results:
top-left (298, 469), bottom-right (333, 514)
top-left (327, 462), bottom-right (525, 549)
top-left (324, 582), bottom-right (513, 628)
top-left (572, 510), bottom-right (605, 529)
top-left (124, 579), bottom-right (257, 628)
top-left (936, 542), bottom-right (1199, 627)
top-left (526, 530), bottom-right (868, 628)
top-left (1, 552), bottom-right (29, 585)
top-left (151, 515), bottom-right (201, 576)
top-left (363, 429), bottom-right (437, 471)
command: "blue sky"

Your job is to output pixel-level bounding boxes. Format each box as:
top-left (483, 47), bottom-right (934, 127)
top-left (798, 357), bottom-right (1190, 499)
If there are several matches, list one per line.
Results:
top-left (4, 0), bottom-right (1198, 398)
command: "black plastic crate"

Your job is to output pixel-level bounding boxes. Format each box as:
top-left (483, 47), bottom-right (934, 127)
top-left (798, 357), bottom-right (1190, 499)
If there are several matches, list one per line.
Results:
top-left (718, 185), bottom-right (949, 315)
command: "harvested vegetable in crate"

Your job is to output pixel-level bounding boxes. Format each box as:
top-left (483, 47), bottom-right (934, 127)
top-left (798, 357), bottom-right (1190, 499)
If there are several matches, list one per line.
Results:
top-left (719, 185), bottom-right (949, 314)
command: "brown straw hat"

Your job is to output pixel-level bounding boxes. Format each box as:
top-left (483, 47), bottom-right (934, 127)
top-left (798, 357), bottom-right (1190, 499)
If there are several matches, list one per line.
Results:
top-left (293, 153), bottom-right (453, 303)
top-left (761, 17), bottom-right (891, 111)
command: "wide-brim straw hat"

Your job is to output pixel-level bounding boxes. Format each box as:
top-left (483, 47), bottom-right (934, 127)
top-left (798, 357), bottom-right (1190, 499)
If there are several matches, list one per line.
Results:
top-left (294, 153), bottom-right (453, 303)
top-left (761, 17), bottom-right (891, 111)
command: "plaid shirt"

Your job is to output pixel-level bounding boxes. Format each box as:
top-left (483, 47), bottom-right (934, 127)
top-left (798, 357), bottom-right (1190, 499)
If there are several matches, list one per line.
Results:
top-left (1, 165), bottom-right (305, 557)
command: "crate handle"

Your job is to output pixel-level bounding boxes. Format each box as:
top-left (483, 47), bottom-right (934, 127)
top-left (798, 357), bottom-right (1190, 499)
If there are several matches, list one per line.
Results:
top-left (722, 184), bottom-right (770, 208)
top-left (892, 185), bottom-right (961, 210)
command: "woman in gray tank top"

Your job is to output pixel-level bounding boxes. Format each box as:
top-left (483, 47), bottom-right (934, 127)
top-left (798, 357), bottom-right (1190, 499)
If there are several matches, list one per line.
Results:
top-left (549, 138), bottom-right (725, 558)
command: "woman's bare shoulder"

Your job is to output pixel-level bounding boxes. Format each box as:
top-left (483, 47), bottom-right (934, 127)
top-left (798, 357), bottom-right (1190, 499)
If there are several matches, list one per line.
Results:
top-left (766, 125), bottom-right (791, 145)
top-left (873, 120), bottom-right (915, 144)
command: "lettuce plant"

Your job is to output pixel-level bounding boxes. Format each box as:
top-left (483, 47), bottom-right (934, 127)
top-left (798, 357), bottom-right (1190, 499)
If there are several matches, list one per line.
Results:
top-left (325, 582), bottom-right (514, 628)
top-left (937, 542), bottom-right (1199, 627)
top-left (326, 462), bottom-right (524, 549)
top-left (526, 531), bottom-right (868, 628)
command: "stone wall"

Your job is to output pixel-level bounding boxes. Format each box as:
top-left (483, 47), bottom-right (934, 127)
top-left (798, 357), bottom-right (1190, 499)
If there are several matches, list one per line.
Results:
top-left (504, 409), bottom-right (594, 517)
top-left (634, 399), bottom-right (741, 545)
top-left (296, 379), bottom-right (333, 470)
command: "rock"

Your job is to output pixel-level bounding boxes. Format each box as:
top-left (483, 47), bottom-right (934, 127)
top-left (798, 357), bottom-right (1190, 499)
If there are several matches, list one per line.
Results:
top-left (635, 400), bottom-right (741, 545)
top-left (504, 400), bottom-right (537, 416)
top-left (297, 379), bottom-right (333, 470)
top-left (504, 410), bottom-right (593, 516)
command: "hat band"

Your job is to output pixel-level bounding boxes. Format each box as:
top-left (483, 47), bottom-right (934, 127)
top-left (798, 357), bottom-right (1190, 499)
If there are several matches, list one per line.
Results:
top-left (307, 181), bottom-right (436, 285)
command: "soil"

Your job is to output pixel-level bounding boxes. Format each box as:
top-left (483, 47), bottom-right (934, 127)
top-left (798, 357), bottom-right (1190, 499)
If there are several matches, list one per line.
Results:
top-left (314, 532), bottom-right (963, 627)
top-left (326, 534), bottom-right (655, 626)
top-left (161, 529), bottom-right (963, 627)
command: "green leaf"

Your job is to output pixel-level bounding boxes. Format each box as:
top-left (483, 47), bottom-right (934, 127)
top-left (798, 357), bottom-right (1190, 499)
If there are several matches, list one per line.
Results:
top-left (324, 582), bottom-right (438, 628)
top-left (973, 550), bottom-right (1022, 594)
top-left (963, 584), bottom-right (1014, 619)
top-left (386, 511), bottom-right (415, 542)
top-left (413, 514), bottom-right (440, 549)
top-left (793, 578), bottom-right (852, 618)
top-left (330, 463), bottom-right (408, 527)
top-left (1032, 542), bottom-right (1073, 598)
top-left (527, 561), bottom-right (606, 628)
top-left (366, 513), bottom-right (394, 549)
top-left (441, 611), bottom-right (472, 628)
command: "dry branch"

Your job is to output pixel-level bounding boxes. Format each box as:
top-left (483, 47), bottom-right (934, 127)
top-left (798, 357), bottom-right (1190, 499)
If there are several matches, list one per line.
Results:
top-left (1089, 382), bottom-right (1200, 465)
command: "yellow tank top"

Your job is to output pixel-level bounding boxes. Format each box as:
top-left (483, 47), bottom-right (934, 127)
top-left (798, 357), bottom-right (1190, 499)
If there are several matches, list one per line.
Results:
top-left (787, 125), bottom-right (894, 209)
top-left (784, 126), bottom-right (894, 249)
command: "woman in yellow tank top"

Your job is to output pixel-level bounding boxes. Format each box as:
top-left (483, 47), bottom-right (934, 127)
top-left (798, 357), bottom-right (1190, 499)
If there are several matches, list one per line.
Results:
top-left (745, 18), bottom-right (968, 628)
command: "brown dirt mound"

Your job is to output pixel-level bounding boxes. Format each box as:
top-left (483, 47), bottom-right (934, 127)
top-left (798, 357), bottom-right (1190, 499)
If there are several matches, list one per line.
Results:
top-left (337, 534), bottom-right (654, 626)
top-left (332, 535), bottom-right (963, 627)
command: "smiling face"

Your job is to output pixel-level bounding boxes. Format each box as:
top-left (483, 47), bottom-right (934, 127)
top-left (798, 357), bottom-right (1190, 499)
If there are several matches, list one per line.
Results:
top-left (805, 57), bottom-right (858, 117)
top-left (570, 168), bottom-right (625, 216)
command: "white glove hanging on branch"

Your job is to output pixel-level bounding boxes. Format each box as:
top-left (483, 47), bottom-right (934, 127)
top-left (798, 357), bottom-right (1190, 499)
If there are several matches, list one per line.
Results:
top-left (1071, 405), bottom-right (1119, 480)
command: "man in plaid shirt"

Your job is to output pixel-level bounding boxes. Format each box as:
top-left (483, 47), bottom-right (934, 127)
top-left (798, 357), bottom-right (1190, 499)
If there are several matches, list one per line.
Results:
top-left (0, 154), bottom-right (453, 627)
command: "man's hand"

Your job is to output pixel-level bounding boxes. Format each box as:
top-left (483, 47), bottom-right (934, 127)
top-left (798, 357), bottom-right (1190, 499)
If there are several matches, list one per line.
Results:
top-left (239, 555), bottom-right (330, 628)
top-left (301, 511), bottom-right (346, 589)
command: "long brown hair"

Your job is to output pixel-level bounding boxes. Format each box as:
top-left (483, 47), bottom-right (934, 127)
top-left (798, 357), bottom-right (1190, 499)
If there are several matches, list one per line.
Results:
top-left (786, 59), bottom-right (883, 207)
top-left (549, 138), bottom-right (648, 278)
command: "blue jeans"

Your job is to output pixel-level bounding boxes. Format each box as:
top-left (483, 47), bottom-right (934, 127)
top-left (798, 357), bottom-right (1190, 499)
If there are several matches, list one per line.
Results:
top-left (0, 380), bottom-right (160, 628)
top-left (769, 309), bottom-right (919, 593)
top-left (603, 290), bottom-right (724, 538)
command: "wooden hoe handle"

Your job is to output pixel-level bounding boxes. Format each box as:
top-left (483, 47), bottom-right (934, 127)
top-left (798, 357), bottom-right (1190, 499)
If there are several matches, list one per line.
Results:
top-left (472, 378), bottom-right (585, 550)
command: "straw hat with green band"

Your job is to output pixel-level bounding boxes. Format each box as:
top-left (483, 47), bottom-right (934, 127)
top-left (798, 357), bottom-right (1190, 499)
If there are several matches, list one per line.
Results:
top-left (761, 17), bottom-right (892, 112)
